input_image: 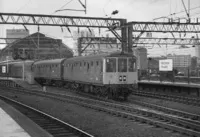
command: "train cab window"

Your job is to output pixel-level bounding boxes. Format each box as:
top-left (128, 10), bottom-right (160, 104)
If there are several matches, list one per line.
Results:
top-left (87, 63), bottom-right (90, 71)
top-left (71, 65), bottom-right (73, 70)
top-left (91, 61), bottom-right (93, 66)
top-left (128, 58), bottom-right (135, 72)
top-left (100, 61), bottom-right (103, 72)
top-left (106, 58), bottom-right (116, 72)
top-left (96, 61), bottom-right (99, 66)
top-left (118, 58), bottom-right (127, 72)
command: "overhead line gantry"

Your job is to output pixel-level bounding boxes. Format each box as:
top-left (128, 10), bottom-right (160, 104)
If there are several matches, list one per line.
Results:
top-left (1, 13), bottom-right (200, 53)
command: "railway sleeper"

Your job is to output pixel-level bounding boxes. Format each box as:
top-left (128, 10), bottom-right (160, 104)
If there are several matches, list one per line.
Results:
top-left (5, 85), bottom-right (199, 135)
top-left (57, 92), bottom-right (200, 134)
top-left (45, 128), bottom-right (65, 131)
top-left (132, 100), bottom-right (200, 121)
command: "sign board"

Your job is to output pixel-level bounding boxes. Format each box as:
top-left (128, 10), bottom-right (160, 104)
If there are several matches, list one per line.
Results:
top-left (159, 59), bottom-right (173, 71)
top-left (2, 66), bottom-right (6, 73)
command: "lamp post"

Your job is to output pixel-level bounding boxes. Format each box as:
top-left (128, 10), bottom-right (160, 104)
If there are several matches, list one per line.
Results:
top-left (6, 56), bottom-right (9, 79)
top-left (148, 58), bottom-right (152, 81)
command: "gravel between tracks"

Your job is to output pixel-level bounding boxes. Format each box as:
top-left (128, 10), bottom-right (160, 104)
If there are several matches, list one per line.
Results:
top-left (0, 89), bottom-right (188, 137)
top-left (130, 95), bottom-right (200, 115)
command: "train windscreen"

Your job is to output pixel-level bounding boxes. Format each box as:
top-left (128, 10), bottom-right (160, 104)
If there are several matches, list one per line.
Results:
top-left (128, 58), bottom-right (136, 72)
top-left (118, 58), bottom-right (127, 72)
top-left (106, 58), bottom-right (116, 72)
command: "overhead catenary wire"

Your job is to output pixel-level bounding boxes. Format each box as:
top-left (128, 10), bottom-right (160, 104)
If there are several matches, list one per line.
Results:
top-left (16, 0), bottom-right (32, 13)
top-left (153, 5), bottom-right (200, 21)
top-left (52, 0), bottom-right (74, 14)
top-left (103, 0), bottom-right (112, 16)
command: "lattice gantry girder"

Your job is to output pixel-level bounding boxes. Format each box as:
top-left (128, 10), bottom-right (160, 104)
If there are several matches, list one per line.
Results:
top-left (0, 13), bottom-right (123, 28)
top-left (129, 22), bottom-right (200, 33)
top-left (133, 37), bottom-right (200, 45)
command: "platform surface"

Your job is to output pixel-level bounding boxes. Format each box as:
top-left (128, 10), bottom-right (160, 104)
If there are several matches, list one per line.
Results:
top-left (0, 77), bottom-right (43, 91)
top-left (139, 80), bottom-right (200, 88)
top-left (0, 107), bottom-right (31, 137)
top-left (0, 99), bottom-right (53, 137)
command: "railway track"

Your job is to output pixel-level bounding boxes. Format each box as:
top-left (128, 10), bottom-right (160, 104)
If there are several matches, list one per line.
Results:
top-left (0, 94), bottom-right (94, 137)
top-left (1, 87), bottom-right (200, 137)
top-left (50, 87), bottom-right (200, 121)
top-left (132, 90), bottom-right (200, 106)
top-left (129, 99), bottom-right (200, 121)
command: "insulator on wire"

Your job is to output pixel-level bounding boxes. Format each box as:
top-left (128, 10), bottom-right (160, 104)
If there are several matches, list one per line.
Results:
top-left (38, 25), bottom-right (40, 32)
top-left (61, 27), bottom-right (63, 32)
top-left (23, 25), bottom-right (28, 32)
top-left (99, 28), bottom-right (101, 35)
top-left (87, 27), bottom-right (92, 34)
top-left (112, 10), bottom-right (119, 15)
top-left (67, 27), bottom-right (71, 33)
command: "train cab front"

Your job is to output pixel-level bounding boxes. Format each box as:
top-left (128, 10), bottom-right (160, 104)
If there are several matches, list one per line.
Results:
top-left (102, 55), bottom-right (138, 100)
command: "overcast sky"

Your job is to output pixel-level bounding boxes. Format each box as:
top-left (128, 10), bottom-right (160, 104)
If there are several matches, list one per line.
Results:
top-left (2, 0), bottom-right (198, 21)
top-left (0, 0), bottom-right (200, 56)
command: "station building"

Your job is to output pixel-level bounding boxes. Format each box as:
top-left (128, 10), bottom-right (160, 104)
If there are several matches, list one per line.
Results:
top-left (6, 29), bottom-right (30, 44)
top-left (167, 54), bottom-right (191, 68)
top-left (0, 32), bottom-right (73, 61)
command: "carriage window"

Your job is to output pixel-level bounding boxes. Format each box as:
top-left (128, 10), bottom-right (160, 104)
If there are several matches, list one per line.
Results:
top-left (100, 61), bottom-right (103, 72)
top-left (118, 58), bottom-right (127, 72)
top-left (128, 58), bottom-right (135, 72)
top-left (87, 63), bottom-right (90, 71)
top-left (106, 58), bottom-right (116, 72)
top-left (96, 61), bottom-right (99, 66)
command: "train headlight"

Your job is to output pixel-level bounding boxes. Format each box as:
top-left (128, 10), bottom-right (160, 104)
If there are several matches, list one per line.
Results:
top-left (119, 76), bottom-right (122, 81)
top-left (123, 76), bottom-right (126, 81)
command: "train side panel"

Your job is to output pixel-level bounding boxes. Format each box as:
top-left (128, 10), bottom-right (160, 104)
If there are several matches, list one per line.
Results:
top-left (0, 62), bottom-right (10, 77)
top-left (63, 57), bottom-right (103, 85)
top-left (33, 59), bottom-right (65, 83)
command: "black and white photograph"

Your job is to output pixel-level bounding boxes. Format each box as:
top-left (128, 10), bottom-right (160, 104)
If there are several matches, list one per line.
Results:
top-left (0, 0), bottom-right (200, 137)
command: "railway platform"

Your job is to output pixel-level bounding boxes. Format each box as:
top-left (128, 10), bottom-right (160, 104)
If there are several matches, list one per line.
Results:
top-left (138, 80), bottom-right (200, 97)
top-left (0, 99), bottom-right (52, 137)
top-left (0, 77), bottom-right (43, 91)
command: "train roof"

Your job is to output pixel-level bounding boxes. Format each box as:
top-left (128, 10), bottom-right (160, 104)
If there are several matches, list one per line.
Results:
top-left (65, 52), bottom-right (136, 62)
top-left (0, 60), bottom-right (34, 65)
top-left (33, 58), bottom-right (66, 65)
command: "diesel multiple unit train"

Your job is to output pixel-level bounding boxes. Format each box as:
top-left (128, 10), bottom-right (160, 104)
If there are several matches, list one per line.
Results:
top-left (0, 52), bottom-right (138, 100)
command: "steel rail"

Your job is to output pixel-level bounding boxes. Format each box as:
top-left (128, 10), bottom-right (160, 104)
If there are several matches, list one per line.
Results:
top-left (132, 90), bottom-right (200, 106)
top-left (0, 94), bottom-right (94, 137)
top-left (0, 86), bottom-right (200, 136)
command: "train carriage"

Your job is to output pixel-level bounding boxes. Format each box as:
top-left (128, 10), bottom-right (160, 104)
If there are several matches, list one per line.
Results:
top-left (0, 60), bottom-right (35, 84)
top-left (32, 52), bottom-right (137, 100)
top-left (63, 52), bottom-right (137, 100)
top-left (33, 59), bottom-right (66, 85)
top-left (0, 61), bottom-right (10, 77)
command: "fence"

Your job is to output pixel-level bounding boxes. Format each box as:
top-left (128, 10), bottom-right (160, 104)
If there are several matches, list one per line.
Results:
top-left (138, 68), bottom-right (200, 84)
